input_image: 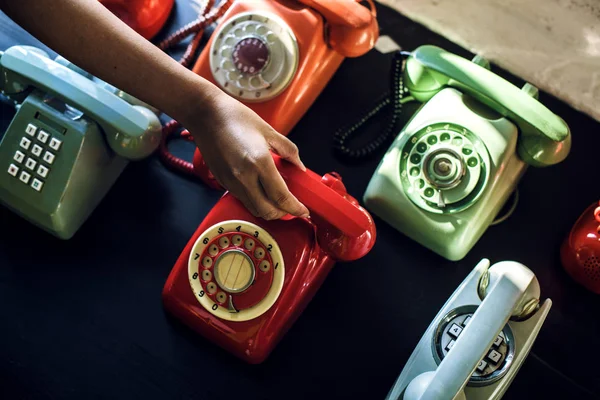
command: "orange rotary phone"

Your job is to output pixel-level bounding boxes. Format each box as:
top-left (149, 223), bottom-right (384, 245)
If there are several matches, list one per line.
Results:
top-left (162, 154), bottom-right (376, 363)
top-left (98, 0), bottom-right (174, 40)
top-left (191, 0), bottom-right (379, 135)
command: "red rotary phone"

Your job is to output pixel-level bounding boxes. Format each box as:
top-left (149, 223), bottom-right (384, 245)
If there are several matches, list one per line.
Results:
top-left (98, 0), bottom-right (174, 40)
top-left (560, 200), bottom-right (600, 294)
top-left (162, 154), bottom-right (376, 363)
top-left (191, 0), bottom-right (379, 135)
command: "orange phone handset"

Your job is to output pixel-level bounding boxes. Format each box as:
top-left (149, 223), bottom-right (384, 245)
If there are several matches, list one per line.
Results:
top-left (299, 0), bottom-right (379, 57)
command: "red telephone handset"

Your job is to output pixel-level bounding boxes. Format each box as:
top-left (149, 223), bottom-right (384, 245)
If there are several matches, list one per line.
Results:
top-left (162, 155), bottom-right (376, 363)
top-left (191, 0), bottom-right (379, 136)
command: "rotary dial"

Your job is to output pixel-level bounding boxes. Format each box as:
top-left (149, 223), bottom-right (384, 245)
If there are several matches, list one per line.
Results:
top-left (188, 220), bottom-right (284, 322)
top-left (400, 123), bottom-right (490, 213)
top-left (209, 11), bottom-right (299, 102)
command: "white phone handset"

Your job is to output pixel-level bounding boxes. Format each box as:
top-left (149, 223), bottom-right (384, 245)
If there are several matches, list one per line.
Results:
top-left (388, 259), bottom-right (551, 400)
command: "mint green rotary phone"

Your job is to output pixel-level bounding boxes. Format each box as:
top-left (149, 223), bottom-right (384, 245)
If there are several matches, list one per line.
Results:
top-left (363, 45), bottom-right (571, 261)
top-left (0, 45), bottom-right (161, 239)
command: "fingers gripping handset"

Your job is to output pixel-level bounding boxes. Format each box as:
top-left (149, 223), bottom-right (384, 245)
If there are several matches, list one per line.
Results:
top-left (404, 45), bottom-right (571, 167)
top-left (193, 151), bottom-right (376, 261)
top-left (0, 46), bottom-right (161, 160)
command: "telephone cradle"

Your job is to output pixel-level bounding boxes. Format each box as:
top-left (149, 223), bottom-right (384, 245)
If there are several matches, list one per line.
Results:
top-left (561, 200), bottom-right (600, 294)
top-left (363, 45), bottom-right (572, 261)
top-left (387, 259), bottom-right (551, 400)
top-left (162, 154), bottom-right (376, 363)
top-left (0, 45), bottom-right (161, 239)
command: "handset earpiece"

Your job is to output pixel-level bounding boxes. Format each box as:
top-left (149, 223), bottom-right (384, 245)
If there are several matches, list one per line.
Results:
top-left (0, 46), bottom-right (161, 160)
top-left (273, 155), bottom-right (376, 261)
top-left (404, 45), bottom-right (571, 167)
top-left (301, 0), bottom-right (379, 57)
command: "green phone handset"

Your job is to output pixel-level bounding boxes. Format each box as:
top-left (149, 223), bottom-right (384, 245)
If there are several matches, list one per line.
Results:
top-left (0, 45), bottom-right (161, 239)
top-left (364, 45), bottom-right (571, 261)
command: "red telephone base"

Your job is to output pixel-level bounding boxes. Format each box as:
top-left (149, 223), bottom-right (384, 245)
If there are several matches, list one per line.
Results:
top-left (560, 201), bottom-right (600, 294)
top-left (162, 195), bottom-right (337, 363)
top-left (99, 0), bottom-right (174, 40)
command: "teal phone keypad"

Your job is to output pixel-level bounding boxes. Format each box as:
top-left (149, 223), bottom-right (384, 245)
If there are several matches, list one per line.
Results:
top-left (0, 45), bottom-right (161, 239)
top-left (8, 121), bottom-right (63, 193)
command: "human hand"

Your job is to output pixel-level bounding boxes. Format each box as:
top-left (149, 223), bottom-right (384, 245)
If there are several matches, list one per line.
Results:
top-left (187, 92), bottom-right (310, 220)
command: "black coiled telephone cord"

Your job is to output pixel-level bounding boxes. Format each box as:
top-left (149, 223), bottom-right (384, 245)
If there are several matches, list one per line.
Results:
top-left (332, 50), bottom-right (413, 161)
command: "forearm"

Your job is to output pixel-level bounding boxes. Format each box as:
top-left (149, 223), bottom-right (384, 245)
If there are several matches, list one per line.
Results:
top-left (0, 0), bottom-right (221, 127)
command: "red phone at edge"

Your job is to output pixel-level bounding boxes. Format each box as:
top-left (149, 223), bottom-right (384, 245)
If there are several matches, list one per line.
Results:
top-left (162, 154), bottom-right (376, 363)
top-left (561, 200), bottom-right (600, 294)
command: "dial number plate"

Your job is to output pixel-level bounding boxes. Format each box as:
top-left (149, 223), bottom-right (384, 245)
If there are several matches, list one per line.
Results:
top-left (209, 11), bottom-right (299, 102)
top-left (188, 220), bottom-right (285, 322)
top-left (399, 122), bottom-right (490, 214)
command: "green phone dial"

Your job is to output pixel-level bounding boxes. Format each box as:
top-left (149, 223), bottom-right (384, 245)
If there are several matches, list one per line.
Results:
top-left (0, 45), bottom-right (161, 239)
top-left (363, 45), bottom-right (571, 261)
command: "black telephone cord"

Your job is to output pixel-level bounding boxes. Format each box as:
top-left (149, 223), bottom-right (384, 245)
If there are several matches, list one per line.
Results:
top-left (333, 50), bottom-right (412, 161)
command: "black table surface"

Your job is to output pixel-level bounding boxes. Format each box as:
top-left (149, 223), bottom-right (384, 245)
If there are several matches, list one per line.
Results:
top-left (1, 2), bottom-right (599, 399)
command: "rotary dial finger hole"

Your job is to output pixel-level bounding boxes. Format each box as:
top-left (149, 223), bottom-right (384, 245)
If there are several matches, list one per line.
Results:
top-left (202, 256), bottom-right (213, 268)
top-left (219, 236), bottom-right (230, 248)
top-left (216, 291), bottom-right (228, 303)
top-left (202, 269), bottom-right (212, 281)
top-left (259, 260), bottom-right (271, 272)
top-left (254, 247), bottom-right (265, 259)
top-left (232, 234), bottom-right (243, 246)
top-left (207, 282), bottom-right (217, 295)
top-left (208, 244), bottom-right (219, 257)
top-left (244, 239), bottom-right (255, 250)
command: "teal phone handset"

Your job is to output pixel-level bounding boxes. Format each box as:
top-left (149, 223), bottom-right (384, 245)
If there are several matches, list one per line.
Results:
top-left (363, 45), bottom-right (572, 261)
top-left (0, 45), bottom-right (161, 239)
top-left (387, 259), bottom-right (551, 400)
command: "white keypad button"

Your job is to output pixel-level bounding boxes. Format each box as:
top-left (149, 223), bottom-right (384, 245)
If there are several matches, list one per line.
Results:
top-left (476, 360), bottom-right (488, 372)
top-left (25, 158), bottom-right (37, 171)
top-left (445, 340), bottom-right (455, 351)
top-left (37, 165), bottom-right (49, 178)
top-left (20, 137), bottom-right (32, 150)
top-left (43, 151), bottom-right (56, 164)
top-left (31, 178), bottom-right (44, 192)
top-left (13, 150), bottom-right (25, 163)
top-left (493, 335), bottom-right (504, 347)
top-left (25, 123), bottom-right (38, 136)
top-left (49, 137), bottom-right (62, 151)
top-left (37, 130), bottom-right (50, 143)
top-left (462, 315), bottom-right (472, 327)
top-left (19, 170), bottom-right (31, 184)
top-left (487, 349), bottom-right (502, 364)
top-left (8, 164), bottom-right (19, 177)
top-left (32, 144), bottom-right (43, 157)
top-left (448, 323), bottom-right (463, 338)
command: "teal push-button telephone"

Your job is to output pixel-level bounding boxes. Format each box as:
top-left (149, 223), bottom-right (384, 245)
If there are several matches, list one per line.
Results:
top-left (363, 45), bottom-right (572, 261)
top-left (0, 45), bottom-right (161, 239)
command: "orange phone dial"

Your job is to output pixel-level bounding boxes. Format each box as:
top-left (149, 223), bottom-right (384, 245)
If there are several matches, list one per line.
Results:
top-left (98, 0), bottom-right (174, 40)
top-left (192, 0), bottom-right (379, 135)
top-left (162, 154), bottom-right (376, 363)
